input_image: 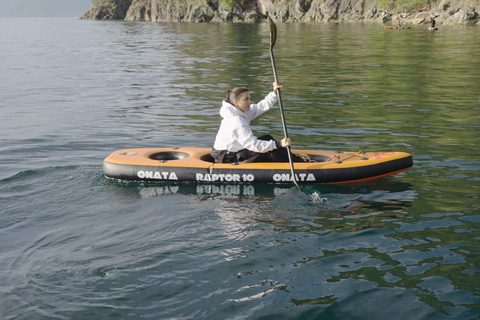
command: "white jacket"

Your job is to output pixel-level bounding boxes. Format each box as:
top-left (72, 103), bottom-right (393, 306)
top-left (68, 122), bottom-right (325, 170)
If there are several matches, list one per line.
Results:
top-left (213, 91), bottom-right (279, 153)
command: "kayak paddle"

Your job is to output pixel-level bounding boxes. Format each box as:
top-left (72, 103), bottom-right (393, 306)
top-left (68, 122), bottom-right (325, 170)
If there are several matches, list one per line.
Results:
top-left (268, 16), bottom-right (300, 189)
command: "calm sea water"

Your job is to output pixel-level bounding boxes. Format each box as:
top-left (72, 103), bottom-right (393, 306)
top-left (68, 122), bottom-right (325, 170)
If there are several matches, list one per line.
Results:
top-left (1, 17), bottom-right (479, 319)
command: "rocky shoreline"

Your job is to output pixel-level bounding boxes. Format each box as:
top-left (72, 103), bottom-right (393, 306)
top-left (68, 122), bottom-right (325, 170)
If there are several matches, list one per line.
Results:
top-left (81, 0), bottom-right (479, 26)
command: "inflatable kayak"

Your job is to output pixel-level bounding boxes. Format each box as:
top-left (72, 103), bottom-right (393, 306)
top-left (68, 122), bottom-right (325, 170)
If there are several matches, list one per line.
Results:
top-left (384, 26), bottom-right (411, 30)
top-left (103, 147), bottom-right (413, 184)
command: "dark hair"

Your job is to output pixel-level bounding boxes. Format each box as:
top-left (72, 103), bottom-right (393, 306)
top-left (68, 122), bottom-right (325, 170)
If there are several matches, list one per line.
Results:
top-left (226, 87), bottom-right (249, 105)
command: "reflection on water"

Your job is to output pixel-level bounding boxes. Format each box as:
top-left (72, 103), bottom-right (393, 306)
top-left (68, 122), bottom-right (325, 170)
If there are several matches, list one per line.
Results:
top-left (100, 173), bottom-right (480, 318)
top-left (105, 177), bottom-right (414, 205)
top-left (104, 178), bottom-right (417, 240)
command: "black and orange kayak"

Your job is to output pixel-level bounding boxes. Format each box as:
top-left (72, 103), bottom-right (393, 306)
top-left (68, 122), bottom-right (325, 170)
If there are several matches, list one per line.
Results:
top-left (384, 26), bottom-right (411, 30)
top-left (103, 147), bottom-right (413, 184)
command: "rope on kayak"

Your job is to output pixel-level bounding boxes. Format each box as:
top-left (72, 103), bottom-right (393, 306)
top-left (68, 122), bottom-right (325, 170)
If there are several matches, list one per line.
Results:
top-left (334, 151), bottom-right (369, 163)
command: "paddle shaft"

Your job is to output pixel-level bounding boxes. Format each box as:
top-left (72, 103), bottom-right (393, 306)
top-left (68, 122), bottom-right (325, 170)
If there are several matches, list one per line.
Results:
top-left (269, 22), bottom-right (300, 189)
top-left (269, 52), bottom-right (289, 138)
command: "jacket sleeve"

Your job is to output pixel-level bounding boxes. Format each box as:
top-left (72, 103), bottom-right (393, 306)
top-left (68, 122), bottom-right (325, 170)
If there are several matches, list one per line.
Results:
top-left (232, 119), bottom-right (277, 153)
top-left (247, 91), bottom-right (278, 121)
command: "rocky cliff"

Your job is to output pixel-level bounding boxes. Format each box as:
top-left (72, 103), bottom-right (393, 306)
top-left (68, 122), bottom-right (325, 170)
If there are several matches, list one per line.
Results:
top-left (81, 0), bottom-right (480, 25)
top-left (81, 0), bottom-right (133, 19)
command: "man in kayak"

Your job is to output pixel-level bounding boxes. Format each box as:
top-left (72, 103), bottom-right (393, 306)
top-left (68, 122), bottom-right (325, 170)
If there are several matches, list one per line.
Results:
top-left (211, 82), bottom-right (306, 163)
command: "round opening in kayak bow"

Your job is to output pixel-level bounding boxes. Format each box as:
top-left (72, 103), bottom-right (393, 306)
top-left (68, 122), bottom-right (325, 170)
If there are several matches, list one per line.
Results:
top-left (149, 151), bottom-right (189, 161)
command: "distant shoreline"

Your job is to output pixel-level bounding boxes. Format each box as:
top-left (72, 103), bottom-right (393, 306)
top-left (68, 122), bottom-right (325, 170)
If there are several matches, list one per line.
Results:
top-left (81, 0), bottom-right (479, 26)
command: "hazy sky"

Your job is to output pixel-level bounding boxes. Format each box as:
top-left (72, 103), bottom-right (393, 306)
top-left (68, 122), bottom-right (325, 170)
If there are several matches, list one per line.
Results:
top-left (0, 0), bottom-right (92, 17)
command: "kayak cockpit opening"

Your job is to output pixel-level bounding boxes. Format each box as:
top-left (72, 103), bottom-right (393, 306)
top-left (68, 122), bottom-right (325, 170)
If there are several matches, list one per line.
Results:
top-left (304, 154), bottom-right (330, 162)
top-left (149, 151), bottom-right (189, 161)
top-left (199, 153), bottom-right (330, 163)
top-left (200, 154), bottom-right (216, 163)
